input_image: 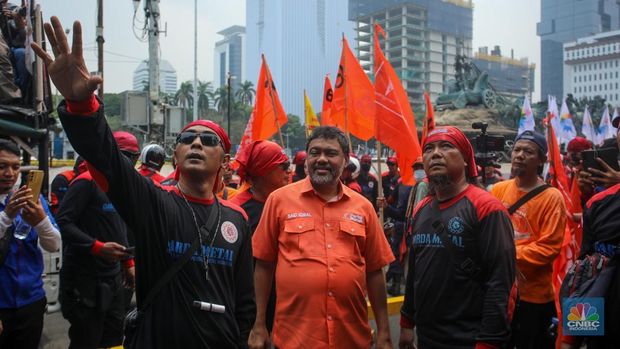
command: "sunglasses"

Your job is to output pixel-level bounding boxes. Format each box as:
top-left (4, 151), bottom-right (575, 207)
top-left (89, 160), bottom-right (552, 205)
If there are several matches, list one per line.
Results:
top-left (176, 132), bottom-right (222, 147)
top-left (278, 162), bottom-right (291, 170)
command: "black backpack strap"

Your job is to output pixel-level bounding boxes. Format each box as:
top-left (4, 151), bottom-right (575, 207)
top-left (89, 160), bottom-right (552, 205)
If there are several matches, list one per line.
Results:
top-left (507, 184), bottom-right (551, 215)
top-left (139, 201), bottom-right (220, 310)
top-left (430, 199), bottom-right (483, 281)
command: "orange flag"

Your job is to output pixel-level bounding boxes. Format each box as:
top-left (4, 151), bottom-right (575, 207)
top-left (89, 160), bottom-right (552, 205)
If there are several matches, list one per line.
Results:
top-left (373, 23), bottom-right (421, 185)
top-left (547, 114), bottom-right (581, 348)
top-left (250, 54), bottom-right (288, 143)
top-left (330, 36), bottom-right (376, 141)
top-left (421, 92), bottom-right (436, 145)
top-left (321, 75), bottom-right (335, 126)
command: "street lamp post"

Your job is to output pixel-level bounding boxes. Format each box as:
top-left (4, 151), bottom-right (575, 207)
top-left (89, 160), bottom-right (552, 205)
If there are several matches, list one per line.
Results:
top-left (226, 72), bottom-right (236, 138)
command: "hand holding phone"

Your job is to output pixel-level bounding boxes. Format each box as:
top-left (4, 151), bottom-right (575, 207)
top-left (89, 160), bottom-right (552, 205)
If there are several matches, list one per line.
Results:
top-left (25, 170), bottom-right (44, 204)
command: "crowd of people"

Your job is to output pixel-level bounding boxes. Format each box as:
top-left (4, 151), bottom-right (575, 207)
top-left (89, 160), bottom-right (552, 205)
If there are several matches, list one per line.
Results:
top-left (0, 15), bottom-right (619, 349)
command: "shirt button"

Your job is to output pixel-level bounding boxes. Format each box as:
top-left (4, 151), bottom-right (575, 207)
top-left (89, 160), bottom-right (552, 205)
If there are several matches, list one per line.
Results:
top-left (325, 223), bottom-right (331, 228)
top-left (327, 244), bottom-right (332, 249)
top-left (329, 267), bottom-right (334, 272)
top-left (351, 228), bottom-right (355, 232)
top-left (298, 225), bottom-right (303, 229)
top-left (327, 315), bottom-right (333, 321)
top-left (328, 291), bottom-right (334, 297)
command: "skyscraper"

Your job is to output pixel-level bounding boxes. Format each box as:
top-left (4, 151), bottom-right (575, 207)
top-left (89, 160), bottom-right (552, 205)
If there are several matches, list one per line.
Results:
top-left (472, 46), bottom-right (535, 99)
top-left (537, 0), bottom-right (620, 100)
top-left (245, 0), bottom-right (355, 118)
top-left (132, 59), bottom-right (178, 95)
top-left (349, 0), bottom-right (473, 112)
top-left (213, 25), bottom-right (246, 92)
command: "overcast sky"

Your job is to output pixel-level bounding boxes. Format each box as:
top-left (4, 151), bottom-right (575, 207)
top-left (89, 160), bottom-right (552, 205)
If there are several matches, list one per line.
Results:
top-left (39, 0), bottom-right (541, 101)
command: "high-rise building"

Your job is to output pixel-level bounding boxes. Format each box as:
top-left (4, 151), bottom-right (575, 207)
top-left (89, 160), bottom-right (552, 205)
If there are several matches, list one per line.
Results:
top-left (537, 0), bottom-right (620, 100)
top-left (245, 0), bottom-right (355, 118)
top-left (132, 59), bottom-right (178, 95)
top-left (563, 30), bottom-right (620, 105)
top-left (213, 25), bottom-right (246, 92)
top-left (349, 0), bottom-right (473, 112)
top-left (472, 46), bottom-right (535, 99)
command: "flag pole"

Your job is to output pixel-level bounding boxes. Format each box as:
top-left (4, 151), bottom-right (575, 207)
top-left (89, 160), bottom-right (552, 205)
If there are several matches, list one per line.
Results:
top-left (342, 34), bottom-right (353, 153)
top-left (376, 141), bottom-right (384, 225)
top-left (304, 89), bottom-right (308, 140)
top-left (262, 54), bottom-right (286, 147)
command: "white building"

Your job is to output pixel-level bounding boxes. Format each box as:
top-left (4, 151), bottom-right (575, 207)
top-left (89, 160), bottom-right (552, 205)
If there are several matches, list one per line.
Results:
top-left (214, 25), bottom-right (246, 92)
top-left (564, 30), bottom-right (620, 104)
top-left (245, 0), bottom-right (355, 118)
top-left (132, 59), bottom-right (178, 95)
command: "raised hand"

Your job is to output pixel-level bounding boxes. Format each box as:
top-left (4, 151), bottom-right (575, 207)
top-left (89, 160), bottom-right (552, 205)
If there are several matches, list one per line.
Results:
top-left (31, 16), bottom-right (102, 101)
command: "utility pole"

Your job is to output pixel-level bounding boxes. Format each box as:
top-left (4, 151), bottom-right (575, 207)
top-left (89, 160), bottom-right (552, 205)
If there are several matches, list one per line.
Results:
top-left (192, 0), bottom-right (198, 121)
top-left (146, 0), bottom-right (163, 144)
top-left (96, 0), bottom-right (104, 97)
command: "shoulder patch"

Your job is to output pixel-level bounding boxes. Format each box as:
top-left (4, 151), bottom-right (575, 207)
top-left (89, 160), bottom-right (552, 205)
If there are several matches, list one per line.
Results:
top-left (221, 221), bottom-right (239, 243)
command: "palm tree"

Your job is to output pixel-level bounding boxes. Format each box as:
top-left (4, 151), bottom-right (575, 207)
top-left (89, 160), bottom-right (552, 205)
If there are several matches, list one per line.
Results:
top-left (197, 81), bottom-right (213, 117)
top-left (213, 86), bottom-right (230, 113)
top-left (235, 80), bottom-right (256, 105)
top-left (175, 81), bottom-right (194, 109)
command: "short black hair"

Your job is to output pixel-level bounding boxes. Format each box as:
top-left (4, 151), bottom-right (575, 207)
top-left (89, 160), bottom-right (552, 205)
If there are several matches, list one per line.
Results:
top-left (0, 139), bottom-right (20, 157)
top-left (306, 126), bottom-right (348, 156)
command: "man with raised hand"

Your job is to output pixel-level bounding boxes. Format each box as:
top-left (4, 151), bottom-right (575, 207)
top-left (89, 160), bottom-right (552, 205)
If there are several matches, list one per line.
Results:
top-left (32, 17), bottom-right (255, 348)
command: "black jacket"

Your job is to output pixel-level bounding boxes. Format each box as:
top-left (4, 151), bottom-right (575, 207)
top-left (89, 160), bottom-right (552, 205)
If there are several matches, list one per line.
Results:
top-left (58, 99), bottom-right (255, 348)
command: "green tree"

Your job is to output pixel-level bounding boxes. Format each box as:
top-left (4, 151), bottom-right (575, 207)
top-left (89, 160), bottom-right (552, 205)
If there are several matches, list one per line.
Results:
top-left (280, 114), bottom-right (306, 151)
top-left (197, 81), bottom-right (213, 118)
top-left (213, 86), bottom-right (231, 113)
top-left (175, 81), bottom-right (194, 109)
top-left (103, 93), bottom-right (122, 117)
top-left (235, 80), bottom-right (256, 105)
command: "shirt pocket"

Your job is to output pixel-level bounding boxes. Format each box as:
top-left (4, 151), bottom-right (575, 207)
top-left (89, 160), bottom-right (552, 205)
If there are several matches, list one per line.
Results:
top-left (335, 220), bottom-right (366, 261)
top-left (283, 218), bottom-right (321, 257)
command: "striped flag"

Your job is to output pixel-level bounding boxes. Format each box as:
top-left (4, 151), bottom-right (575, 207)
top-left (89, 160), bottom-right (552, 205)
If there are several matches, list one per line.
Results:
top-left (518, 95), bottom-right (535, 135)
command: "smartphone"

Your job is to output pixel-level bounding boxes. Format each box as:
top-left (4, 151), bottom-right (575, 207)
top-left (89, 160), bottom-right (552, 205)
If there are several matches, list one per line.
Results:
top-left (26, 170), bottom-right (44, 203)
top-left (125, 246), bottom-right (136, 255)
top-left (582, 148), bottom-right (620, 173)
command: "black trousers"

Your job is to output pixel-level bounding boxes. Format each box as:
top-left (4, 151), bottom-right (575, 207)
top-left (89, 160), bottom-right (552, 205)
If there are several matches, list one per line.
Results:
top-left (60, 273), bottom-right (125, 349)
top-left (0, 297), bottom-right (46, 349)
top-left (510, 300), bottom-right (556, 349)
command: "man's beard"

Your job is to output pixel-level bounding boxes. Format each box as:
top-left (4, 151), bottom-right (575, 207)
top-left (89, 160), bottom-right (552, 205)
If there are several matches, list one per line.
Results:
top-left (428, 174), bottom-right (452, 192)
top-left (511, 166), bottom-right (526, 178)
top-left (310, 164), bottom-right (338, 185)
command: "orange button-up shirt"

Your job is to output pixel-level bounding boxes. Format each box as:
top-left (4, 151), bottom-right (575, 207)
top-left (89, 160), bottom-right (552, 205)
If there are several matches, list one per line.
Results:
top-left (253, 177), bottom-right (394, 349)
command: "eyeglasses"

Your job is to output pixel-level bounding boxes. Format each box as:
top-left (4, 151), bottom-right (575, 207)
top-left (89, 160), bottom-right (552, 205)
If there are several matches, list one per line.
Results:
top-left (176, 132), bottom-right (222, 147)
top-left (278, 162), bottom-right (291, 171)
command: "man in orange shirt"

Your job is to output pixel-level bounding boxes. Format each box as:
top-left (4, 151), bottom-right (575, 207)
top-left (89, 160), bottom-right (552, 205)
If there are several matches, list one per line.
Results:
top-left (249, 126), bottom-right (394, 349)
top-left (491, 130), bottom-right (566, 349)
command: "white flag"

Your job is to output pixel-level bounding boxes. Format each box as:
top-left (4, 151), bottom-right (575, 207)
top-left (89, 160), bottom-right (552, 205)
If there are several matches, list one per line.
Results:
top-left (597, 107), bottom-right (615, 145)
top-left (559, 97), bottom-right (577, 142)
top-left (518, 96), bottom-right (535, 135)
top-left (581, 106), bottom-right (597, 143)
top-left (548, 96), bottom-right (562, 144)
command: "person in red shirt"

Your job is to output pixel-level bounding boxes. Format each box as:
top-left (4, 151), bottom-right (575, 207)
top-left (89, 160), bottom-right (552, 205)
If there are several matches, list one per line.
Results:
top-left (137, 144), bottom-right (166, 184)
top-left (249, 126), bottom-right (394, 349)
top-left (381, 155), bottom-right (400, 198)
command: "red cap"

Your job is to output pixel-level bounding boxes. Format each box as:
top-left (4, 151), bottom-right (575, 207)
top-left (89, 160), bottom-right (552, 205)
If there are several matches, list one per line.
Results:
top-left (113, 131), bottom-right (139, 154)
top-left (423, 126), bottom-right (478, 178)
top-left (360, 154), bottom-right (372, 163)
top-left (387, 156), bottom-right (398, 164)
top-left (566, 137), bottom-right (593, 153)
top-left (182, 120), bottom-right (231, 153)
top-left (292, 151), bottom-right (307, 165)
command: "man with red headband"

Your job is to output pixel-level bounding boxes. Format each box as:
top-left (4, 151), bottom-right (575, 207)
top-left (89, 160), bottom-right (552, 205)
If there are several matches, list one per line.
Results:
top-left (292, 150), bottom-right (307, 182)
top-left (399, 126), bottom-right (516, 349)
top-left (382, 155), bottom-right (400, 198)
top-left (231, 140), bottom-right (290, 333)
top-left (56, 131), bottom-right (139, 348)
top-left (358, 154), bottom-right (379, 208)
top-left (33, 17), bottom-right (255, 348)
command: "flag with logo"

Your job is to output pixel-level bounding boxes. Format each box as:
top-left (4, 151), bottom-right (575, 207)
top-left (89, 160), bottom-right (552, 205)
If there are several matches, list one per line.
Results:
top-left (421, 92), bottom-right (436, 146)
top-left (518, 95), bottom-right (535, 135)
top-left (373, 23), bottom-right (421, 185)
top-left (560, 97), bottom-right (577, 142)
top-left (321, 75), bottom-right (335, 126)
top-left (250, 54), bottom-right (288, 143)
top-left (597, 107), bottom-right (615, 145)
top-left (580, 106), bottom-right (598, 144)
top-left (330, 36), bottom-right (376, 141)
top-left (548, 96), bottom-right (562, 143)
top-left (304, 90), bottom-right (320, 137)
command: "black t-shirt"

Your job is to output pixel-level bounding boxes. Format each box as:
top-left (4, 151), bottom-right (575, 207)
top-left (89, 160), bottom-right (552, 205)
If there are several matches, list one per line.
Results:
top-left (402, 184), bottom-right (516, 348)
top-left (58, 100), bottom-right (255, 349)
top-left (231, 190), bottom-right (264, 235)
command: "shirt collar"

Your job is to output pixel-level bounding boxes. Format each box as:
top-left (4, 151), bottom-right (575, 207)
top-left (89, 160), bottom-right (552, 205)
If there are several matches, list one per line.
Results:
top-left (299, 176), bottom-right (351, 201)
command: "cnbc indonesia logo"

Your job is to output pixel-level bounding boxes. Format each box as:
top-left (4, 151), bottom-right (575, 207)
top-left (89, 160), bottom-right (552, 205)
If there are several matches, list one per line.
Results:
top-left (565, 302), bottom-right (603, 335)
